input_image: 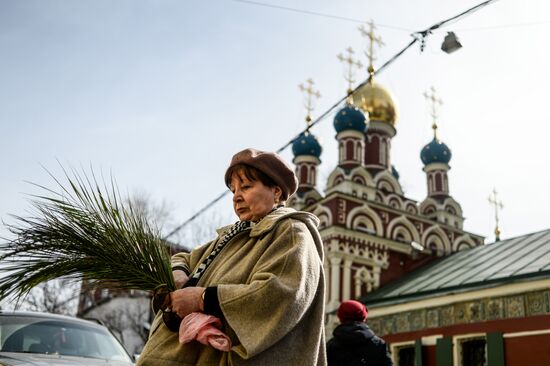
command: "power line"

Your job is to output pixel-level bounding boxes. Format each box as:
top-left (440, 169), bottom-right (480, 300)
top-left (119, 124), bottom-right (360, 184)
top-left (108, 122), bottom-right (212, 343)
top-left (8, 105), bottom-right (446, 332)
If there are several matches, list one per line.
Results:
top-left (229, 0), bottom-right (414, 32)
top-left (163, 0), bottom-right (499, 241)
top-left (231, 0), bottom-right (541, 34)
top-left (457, 19), bottom-right (550, 31)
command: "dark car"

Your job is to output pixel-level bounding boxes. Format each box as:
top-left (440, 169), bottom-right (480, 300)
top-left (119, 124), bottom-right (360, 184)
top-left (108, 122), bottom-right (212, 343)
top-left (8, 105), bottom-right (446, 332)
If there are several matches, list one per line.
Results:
top-left (0, 310), bottom-right (134, 365)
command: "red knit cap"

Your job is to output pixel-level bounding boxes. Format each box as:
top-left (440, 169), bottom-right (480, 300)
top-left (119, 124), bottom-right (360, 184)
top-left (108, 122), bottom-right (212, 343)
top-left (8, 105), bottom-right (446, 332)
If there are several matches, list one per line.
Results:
top-left (337, 300), bottom-right (368, 323)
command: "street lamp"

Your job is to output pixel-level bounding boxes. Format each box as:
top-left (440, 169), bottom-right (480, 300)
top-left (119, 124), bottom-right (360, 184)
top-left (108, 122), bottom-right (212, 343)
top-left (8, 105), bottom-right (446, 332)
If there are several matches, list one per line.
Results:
top-left (441, 32), bottom-right (462, 54)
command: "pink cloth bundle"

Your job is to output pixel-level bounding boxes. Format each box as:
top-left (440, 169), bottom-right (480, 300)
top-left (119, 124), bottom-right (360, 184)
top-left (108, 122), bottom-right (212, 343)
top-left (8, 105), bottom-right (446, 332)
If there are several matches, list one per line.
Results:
top-left (179, 312), bottom-right (232, 352)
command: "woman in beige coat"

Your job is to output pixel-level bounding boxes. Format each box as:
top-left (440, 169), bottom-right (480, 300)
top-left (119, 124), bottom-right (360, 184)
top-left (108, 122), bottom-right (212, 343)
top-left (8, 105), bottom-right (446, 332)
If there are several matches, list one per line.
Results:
top-left (137, 148), bottom-right (326, 366)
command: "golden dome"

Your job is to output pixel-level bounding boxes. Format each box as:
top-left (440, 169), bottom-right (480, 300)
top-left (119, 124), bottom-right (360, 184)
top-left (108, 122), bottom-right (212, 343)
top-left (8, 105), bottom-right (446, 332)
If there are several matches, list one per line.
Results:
top-left (352, 80), bottom-right (398, 126)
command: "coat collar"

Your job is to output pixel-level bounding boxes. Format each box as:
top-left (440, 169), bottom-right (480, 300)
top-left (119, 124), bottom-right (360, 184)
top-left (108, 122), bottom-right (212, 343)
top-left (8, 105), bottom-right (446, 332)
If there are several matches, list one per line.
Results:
top-left (215, 207), bottom-right (319, 238)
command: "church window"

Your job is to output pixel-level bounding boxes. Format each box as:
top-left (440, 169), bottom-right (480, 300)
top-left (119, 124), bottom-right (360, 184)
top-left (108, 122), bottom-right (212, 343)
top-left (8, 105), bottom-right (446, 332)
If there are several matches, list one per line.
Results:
top-left (389, 197), bottom-right (401, 209)
top-left (456, 336), bottom-right (486, 366)
top-left (427, 234), bottom-right (445, 256)
top-left (300, 165), bottom-right (308, 183)
top-left (435, 173), bottom-right (443, 192)
top-left (352, 214), bottom-right (377, 234)
top-left (352, 175), bottom-right (366, 185)
top-left (456, 242), bottom-right (472, 251)
top-left (346, 140), bottom-right (355, 161)
top-left (393, 226), bottom-right (412, 243)
top-left (366, 135), bottom-right (380, 165)
top-left (445, 205), bottom-right (456, 215)
top-left (423, 205), bottom-right (436, 214)
top-left (396, 345), bottom-right (415, 366)
top-left (406, 203), bottom-right (418, 214)
top-left (378, 180), bottom-right (394, 193)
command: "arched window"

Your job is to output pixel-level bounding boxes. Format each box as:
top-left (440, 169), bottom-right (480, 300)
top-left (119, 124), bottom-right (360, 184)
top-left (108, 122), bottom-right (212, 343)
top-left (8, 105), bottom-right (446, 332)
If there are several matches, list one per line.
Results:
top-left (435, 173), bottom-right (443, 192)
top-left (300, 165), bottom-right (308, 184)
top-left (365, 135), bottom-right (380, 165)
top-left (352, 175), bottom-right (366, 185)
top-left (346, 140), bottom-right (355, 161)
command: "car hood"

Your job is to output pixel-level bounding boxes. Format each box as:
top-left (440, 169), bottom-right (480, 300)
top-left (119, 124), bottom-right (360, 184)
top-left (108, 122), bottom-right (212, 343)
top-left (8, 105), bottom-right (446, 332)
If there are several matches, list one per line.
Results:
top-left (0, 352), bottom-right (133, 366)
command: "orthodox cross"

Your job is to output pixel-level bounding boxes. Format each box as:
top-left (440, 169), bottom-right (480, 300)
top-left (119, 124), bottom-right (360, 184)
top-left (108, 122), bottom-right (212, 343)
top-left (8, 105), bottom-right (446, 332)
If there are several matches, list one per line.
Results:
top-left (423, 86), bottom-right (443, 139)
top-left (488, 188), bottom-right (504, 242)
top-left (298, 78), bottom-right (321, 126)
top-left (337, 47), bottom-right (363, 97)
top-left (358, 20), bottom-right (384, 78)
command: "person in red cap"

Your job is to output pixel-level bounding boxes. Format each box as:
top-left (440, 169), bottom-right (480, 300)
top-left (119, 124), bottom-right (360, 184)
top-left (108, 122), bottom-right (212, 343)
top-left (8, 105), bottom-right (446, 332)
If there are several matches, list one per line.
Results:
top-left (326, 300), bottom-right (393, 366)
top-left (138, 148), bottom-right (326, 366)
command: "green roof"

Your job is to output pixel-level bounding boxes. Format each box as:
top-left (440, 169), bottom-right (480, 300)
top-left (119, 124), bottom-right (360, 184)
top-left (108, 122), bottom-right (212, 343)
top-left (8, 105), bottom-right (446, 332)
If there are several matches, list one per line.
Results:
top-left (364, 228), bottom-right (550, 307)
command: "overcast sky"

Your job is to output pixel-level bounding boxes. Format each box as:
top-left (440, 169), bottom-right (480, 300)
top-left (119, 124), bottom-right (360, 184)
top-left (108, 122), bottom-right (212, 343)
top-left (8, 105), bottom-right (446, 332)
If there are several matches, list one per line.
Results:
top-left (1, 0), bottom-right (549, 248)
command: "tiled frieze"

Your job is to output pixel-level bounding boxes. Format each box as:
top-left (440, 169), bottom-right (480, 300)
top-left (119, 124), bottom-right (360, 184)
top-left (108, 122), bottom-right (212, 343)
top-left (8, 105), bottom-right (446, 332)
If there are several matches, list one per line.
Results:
top-left (505, 295), bottom-right (525, 318)
top-left (369, 289), bottom-right (550, 337)
top-left (526, 291), bottom-right (546, 316)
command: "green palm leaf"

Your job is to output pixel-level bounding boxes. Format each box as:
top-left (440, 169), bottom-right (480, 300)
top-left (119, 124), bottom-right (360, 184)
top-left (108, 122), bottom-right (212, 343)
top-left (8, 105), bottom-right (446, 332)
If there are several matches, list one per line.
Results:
top-left (0, 167), bottom-right (176, 303)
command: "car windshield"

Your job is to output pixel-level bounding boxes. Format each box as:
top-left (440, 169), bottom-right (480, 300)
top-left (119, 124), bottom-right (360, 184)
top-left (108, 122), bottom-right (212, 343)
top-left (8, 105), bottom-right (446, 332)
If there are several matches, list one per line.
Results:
top-left (0, 315), bottom-right (133, 362)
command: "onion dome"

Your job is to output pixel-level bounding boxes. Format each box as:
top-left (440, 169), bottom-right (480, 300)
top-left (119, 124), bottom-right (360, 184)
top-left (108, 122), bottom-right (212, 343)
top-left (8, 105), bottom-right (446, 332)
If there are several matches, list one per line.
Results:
top-left (292, 131), bottom-right (322, 158)
top-left (333, 103), bottom-right (368, 133)
top-left (391, 165), bottom-right (400, 180)
top-left (352, 80), bottom-right (398, 126)
top-left (420, 138), bottom-right (452, 165)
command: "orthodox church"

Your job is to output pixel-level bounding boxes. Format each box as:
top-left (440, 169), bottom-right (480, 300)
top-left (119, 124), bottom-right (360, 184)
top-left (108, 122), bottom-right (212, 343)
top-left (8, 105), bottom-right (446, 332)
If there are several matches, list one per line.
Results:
top-left (288, 28), bottom-right (484, 319)
top-left (289, 23), bottom-right (550, 366)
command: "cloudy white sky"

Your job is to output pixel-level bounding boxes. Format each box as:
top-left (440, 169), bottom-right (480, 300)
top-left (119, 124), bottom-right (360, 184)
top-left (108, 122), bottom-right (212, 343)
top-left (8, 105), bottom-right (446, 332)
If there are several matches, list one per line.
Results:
top-left (1, 0), bottom-right (549, 248)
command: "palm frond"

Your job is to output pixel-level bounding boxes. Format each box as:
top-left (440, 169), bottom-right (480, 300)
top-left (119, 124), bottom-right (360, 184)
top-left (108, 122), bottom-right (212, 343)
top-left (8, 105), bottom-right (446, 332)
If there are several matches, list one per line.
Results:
top-left (0, 167), bottom-right (176, 302)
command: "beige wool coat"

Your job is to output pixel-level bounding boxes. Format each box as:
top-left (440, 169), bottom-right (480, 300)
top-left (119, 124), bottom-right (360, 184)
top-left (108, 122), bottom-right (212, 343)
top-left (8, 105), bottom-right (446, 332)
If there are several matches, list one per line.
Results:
top-left (137, 207), bottom-right (327, 366)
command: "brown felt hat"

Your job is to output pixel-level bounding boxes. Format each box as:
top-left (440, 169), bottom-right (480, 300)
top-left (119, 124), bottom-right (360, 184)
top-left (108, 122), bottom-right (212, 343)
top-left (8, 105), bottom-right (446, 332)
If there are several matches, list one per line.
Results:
top-left (225, 148), bottom-right (298, 200)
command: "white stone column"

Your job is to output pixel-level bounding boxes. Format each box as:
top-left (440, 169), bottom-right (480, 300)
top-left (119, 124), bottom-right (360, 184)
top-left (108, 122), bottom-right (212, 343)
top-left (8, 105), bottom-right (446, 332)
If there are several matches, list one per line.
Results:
top-left (328, 256), bottom-right (342, 310)
top-left (372, 265), bottom-right (382, 290)
top-left (342, 259), bottom-right (352, 300)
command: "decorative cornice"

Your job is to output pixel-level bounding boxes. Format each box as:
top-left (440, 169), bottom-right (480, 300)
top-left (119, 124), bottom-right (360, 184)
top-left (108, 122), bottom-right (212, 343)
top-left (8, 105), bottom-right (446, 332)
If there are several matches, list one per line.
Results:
top-left (317, 191), bottom-right (484, 242)
top-left (336, 129), bottom-right (365, 140)
top-left (423, 162), bottom-right (450, 173)
top-left (321, 225), bottom-right (410, 255)
top-left (366, 120), bottom-right (396, 137)
top-left (293, 155), bottom-right (321, 165)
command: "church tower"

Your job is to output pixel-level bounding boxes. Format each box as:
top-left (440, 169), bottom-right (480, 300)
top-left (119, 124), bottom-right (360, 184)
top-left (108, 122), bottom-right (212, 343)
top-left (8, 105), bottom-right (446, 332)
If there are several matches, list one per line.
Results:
top-left (288, 79), bottom-right (323, 210)
top-left (334, 47), bottom-right (368, 170)
top-left (419, 87), bottom-right (465, 240)
top-left (352, 21), bottom-right (398, 174)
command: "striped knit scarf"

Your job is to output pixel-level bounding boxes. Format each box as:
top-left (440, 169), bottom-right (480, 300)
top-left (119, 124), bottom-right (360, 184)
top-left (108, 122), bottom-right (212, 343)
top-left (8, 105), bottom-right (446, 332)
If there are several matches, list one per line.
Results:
top-left (185, 220), bottom-right (252, 287)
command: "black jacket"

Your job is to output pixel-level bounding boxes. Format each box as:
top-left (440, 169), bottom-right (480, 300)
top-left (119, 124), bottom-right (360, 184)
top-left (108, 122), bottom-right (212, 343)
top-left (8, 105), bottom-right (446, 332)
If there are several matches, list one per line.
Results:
top-left (326, 322), bottom-right (393, 366)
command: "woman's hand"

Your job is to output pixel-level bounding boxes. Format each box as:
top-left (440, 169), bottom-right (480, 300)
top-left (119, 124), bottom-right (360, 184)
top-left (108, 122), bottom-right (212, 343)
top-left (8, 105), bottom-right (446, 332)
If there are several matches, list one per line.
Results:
top-left (170, 287), bottom-right (205, 318)
top-left (173, 269), bottom-right (189, 289)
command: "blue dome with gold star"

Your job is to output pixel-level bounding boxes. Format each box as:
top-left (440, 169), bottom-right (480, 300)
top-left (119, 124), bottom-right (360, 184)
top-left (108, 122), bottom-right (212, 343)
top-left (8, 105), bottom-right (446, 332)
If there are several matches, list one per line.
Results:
top-left (421, 138), bottom-right (452, 165)
top-left (292, 131), bottom-right (322, 158)
top-left (333, 104), bottom-right (368, 133)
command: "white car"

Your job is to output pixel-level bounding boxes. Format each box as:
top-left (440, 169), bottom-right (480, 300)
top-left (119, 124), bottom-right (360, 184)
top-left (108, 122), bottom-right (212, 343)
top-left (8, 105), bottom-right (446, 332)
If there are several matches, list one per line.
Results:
top-left (0, 310), bottom-right (135, 365)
